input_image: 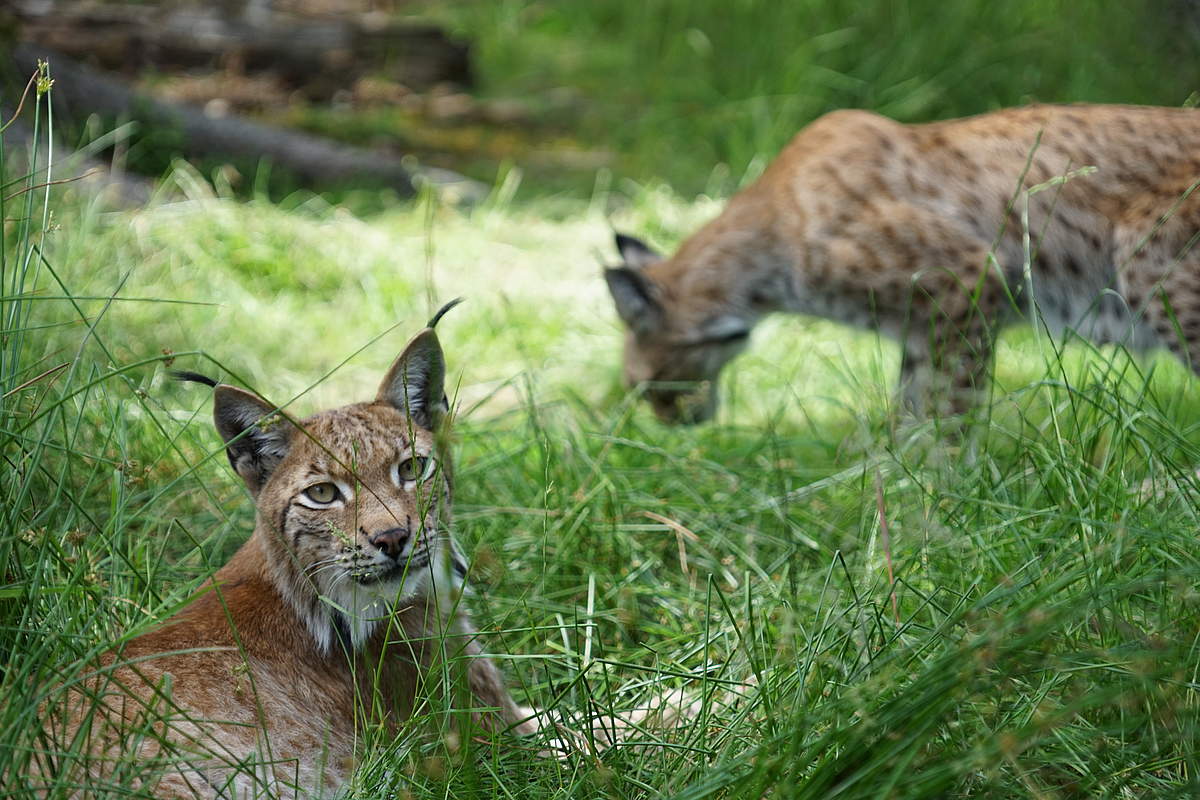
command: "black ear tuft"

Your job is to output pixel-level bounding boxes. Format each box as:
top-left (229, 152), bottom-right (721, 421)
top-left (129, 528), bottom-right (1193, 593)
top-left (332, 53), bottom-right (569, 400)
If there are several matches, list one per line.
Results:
top-left (427, 297), bottom-right (464, 329)
top-left (171, 370), bottom-right (219, 388)
top-left (212, 386), bottom-right (293, 495)
top-left (605, 266), bottom-right (664, 335)
top-left (377, 328), bottom-right (447, 430)
top-left (614, 233), bottom-right (661, 269)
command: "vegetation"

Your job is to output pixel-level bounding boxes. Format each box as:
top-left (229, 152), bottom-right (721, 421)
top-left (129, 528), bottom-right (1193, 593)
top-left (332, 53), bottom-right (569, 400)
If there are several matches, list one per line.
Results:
top-left (4, 4), bottom-right (1200, 797)
top-left (336, 0), bottom-right (1197, 196)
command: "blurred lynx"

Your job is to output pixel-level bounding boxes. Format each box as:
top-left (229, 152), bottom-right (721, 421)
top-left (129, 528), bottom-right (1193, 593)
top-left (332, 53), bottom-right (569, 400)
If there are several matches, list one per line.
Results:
top-left (33, 303), bottom-right (542, 798)
top-left (605, 104), bottom-right (1200, 423)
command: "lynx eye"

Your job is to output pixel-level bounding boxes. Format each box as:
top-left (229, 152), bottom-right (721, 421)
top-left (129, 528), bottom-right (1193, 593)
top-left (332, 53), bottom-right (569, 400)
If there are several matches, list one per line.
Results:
top-left (395, 456), bottom-right (431, 485)
top-left (713, 329), bottom-right (750, 344)
top-left (303, 482), bottom-right (341, 505)
top-left (695, 328), bottom-right (750, 346)
top-left (693, 317), bottom-right (750, 346)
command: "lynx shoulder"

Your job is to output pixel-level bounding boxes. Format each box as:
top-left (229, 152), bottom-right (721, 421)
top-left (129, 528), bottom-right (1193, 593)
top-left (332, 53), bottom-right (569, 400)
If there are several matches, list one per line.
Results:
top-left (31, 305), bottom-right (537, 798)
top-left (605, 104), bottom-right (1200, 422)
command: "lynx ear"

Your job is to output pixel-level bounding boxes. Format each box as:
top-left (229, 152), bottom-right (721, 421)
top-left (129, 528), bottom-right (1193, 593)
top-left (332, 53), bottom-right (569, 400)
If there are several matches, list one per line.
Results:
top-left (377, 328), bottom-right (446, 430)
top-left (213, 386), bottom-right (293, 495)
top-left (614, 232), bottom-right (660, 269)
top-left (605, 266), bottom-right (663, 336)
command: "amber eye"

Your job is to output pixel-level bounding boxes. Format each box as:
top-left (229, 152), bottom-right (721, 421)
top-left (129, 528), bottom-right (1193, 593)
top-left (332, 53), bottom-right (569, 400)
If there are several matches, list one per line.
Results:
top-left (396, 457), bottom-right (430, 484)
top-left (303, 482), bottom-right (340, 504)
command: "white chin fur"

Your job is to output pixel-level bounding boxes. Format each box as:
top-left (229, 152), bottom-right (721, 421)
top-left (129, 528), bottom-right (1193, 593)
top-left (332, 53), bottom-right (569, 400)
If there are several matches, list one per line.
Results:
top-left (304, 555), bottom-right (466, 654)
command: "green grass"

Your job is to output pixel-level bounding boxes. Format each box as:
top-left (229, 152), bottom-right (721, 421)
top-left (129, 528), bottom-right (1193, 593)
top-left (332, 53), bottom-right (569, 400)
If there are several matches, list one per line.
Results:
top-left (6, 34), bottom-right (1200, 798)
top-left (348, 0), bottom-right (1196, 197)
top-left (76, 1), bottom-right (1195, 200)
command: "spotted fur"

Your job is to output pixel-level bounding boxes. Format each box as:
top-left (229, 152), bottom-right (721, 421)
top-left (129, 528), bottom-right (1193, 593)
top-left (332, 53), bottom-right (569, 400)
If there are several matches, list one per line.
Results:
top-left (33, 313), bottom-right (537, 798)
top-left (606, 104), bottom-right (1200, 422)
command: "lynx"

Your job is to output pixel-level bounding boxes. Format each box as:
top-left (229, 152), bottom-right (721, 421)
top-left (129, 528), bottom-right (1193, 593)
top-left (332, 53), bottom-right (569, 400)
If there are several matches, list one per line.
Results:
top-left (605, 104), bottom-right (1200, 423)
top-left (31, 304), bottom-right (540, 798)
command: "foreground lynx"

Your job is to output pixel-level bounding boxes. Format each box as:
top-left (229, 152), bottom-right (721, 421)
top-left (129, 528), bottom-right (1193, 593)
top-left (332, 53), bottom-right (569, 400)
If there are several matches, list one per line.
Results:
top-left (605, 104), bottom-right (1200, 423)
top-left (33, 306), bottom-right (539, 798)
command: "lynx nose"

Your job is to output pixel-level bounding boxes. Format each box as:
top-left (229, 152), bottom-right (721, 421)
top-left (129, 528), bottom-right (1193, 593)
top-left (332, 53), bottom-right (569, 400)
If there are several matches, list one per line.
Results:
top-left (368, 527), bottom-right (410, 559)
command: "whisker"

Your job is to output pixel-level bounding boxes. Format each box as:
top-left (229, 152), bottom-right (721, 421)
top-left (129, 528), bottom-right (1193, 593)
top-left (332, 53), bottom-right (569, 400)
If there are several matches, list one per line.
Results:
top-left (323, 573), bottom-right (351, 599)
top-left (308, 561), bottom-right (346, 578)
top-left (303, 555), bottom-right (342, 573)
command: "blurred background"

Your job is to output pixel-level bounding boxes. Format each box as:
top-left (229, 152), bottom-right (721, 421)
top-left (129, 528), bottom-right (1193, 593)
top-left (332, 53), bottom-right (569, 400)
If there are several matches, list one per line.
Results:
top-left (5, 4), bottom-right (1200, 797)
top-left (4, 0), bottom-right (1198, 202)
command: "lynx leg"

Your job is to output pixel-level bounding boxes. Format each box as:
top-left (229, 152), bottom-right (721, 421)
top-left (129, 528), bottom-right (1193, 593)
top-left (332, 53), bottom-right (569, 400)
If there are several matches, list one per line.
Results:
top-left (1123, 246), bottom-right (1200, 499)
top-left (1116, 185), bottom-right (1200, 371)
top-left (583, 687), bottom-right (702, 750)
top-left (899, 341), bottom-right (935, 416)
top-left (464, 652), bottom-right (540, 736)
top-left (1141, 285), bottom-right (1200, 373)
top-left (828, 203), bottom-right (1001, 417)
top-left (900, 331), bottom-right (994, 417)
top-left (897, 267), bottom-right (1002, 418)
top-left (1114, 190), bottom-right (1200, 497)
top-left (1123, 251), bottom-right (1200, 373)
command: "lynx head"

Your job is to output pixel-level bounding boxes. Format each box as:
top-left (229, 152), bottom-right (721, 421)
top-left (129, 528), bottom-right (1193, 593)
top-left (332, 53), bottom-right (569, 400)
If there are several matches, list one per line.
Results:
top-left (605, 233), bottom-right (752, 424)
top-left (201, 304), bottom-right (466, 654)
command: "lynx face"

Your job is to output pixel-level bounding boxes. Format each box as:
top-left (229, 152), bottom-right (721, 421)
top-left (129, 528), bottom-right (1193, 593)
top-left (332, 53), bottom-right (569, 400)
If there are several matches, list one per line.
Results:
top-left (265, 404), bottom-right (463, 652)
top-left (211, 326), bottom-right (464, 654)
top-left (616, 327), bottom-right (745, 424)
top-left (606, 235), bottom-right (751, 424)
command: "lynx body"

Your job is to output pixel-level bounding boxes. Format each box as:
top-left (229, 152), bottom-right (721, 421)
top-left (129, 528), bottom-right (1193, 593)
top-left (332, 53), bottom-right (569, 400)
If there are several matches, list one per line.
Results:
top-left (606, 104), bottom-right (1200, 422)
top-left (34, 308), bottom-right (536, 798)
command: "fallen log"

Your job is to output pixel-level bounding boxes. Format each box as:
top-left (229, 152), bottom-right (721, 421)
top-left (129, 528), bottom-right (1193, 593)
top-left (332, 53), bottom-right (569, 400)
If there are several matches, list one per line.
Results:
top-left (10, 1), bottom-right (472, 96)
top-left (7, 44), bottom-right (486, 198)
